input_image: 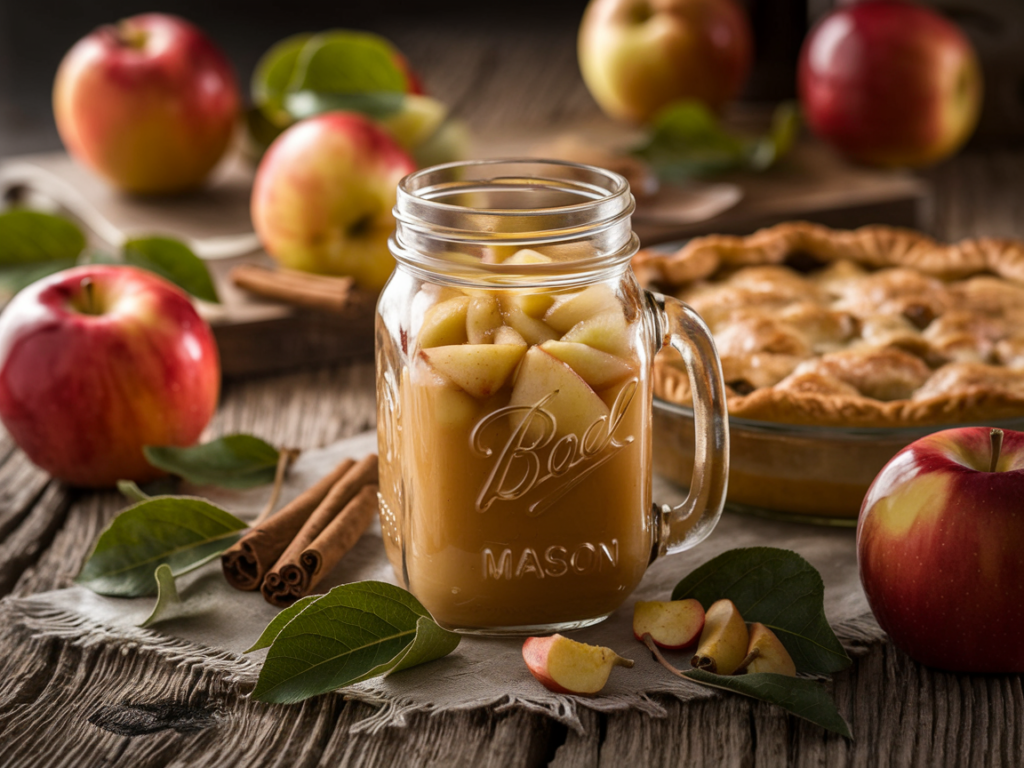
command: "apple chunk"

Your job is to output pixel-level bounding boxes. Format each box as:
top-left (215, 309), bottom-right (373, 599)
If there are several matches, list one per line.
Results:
top-left (499, 296), bottom-right (559, 346)
top-left (504, 249), bottom-right (552, 265)
top-left (493, 325), bottom-right (527, 347)
top-left (738, 623), bottom-right (796, 676)
top-left (691, 599), bottom-right (749, 675)
top-left (544, 284), bottom-right (620, 334)
top-left (540, 340), bottom-right (636, 391)
top-left (632, 599), bottom-right (705, 649)
top-left (560, 309), bottom-right (632, 358)
top-left (523, 634), bottom-right (633, 695)
top-left (419, 296), bottom-right (470, 348)
top-left (420, 344), bottom-right (526, 399)
top-left (466, 296), bottom-right (502, 344)
top-left (510, 347), bottom-right (610, 439)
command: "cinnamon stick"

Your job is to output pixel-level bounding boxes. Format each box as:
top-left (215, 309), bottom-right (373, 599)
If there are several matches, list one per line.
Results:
top-left (261, 454), bottom-right (379, 605)
top-left (220, 456), bottom-right (358, 590)
top-left (262, 484), bottom-right (380, 607)
top-left (230, 264), bottom-right (375, 316)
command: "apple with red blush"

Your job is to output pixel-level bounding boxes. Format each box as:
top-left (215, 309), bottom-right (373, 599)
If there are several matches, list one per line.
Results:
top-left (0, 266), bottom-right (220, 488)
top-left (857, 427), bottom-right (1024, 672)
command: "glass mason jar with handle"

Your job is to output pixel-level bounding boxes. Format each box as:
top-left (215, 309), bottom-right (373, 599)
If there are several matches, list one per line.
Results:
top-left (376, 159), bottom-right (728, 635)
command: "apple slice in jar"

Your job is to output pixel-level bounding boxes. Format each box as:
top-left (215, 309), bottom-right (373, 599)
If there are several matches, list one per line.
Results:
top-left (494, 325), bottom-right (528, 348)
top-left (560, 308), bottom-right (632, 358)
top-left (419, 296), bottom-right (470, 348)
top-left (420, 343), bottom-right (526, 399)
top-left (544, 284), bottom-right (619, 334)
top-left (407, 362), bottom-right (479, 429)
top-left (499, 296), bottom-right (560, 346)
top-left (509, 346), bottom-right (610, 440)
top-left (539, 340), bottom-right (635, 391)
top-left (466, 295), bottom-right (503, 344)
top-left (504, 249), bottom-right (552, 265)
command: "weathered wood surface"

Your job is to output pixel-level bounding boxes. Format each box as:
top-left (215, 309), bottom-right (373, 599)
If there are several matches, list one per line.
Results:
top-left (2, 24), bottom-right (1024, 768)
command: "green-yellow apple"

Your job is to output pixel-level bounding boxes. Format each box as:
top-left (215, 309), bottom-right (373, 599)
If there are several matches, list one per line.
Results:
top-left (857, 427), bottom-right (1024, 672)
top-left (690, 598), bottom-right (749, 674)
top-left (0, 266), bottom-right (220, 487)
top-left (632, 598), bottom-right (705, 648)
top-left (53, 13), bottom-right (240, 194)
top-left (250, 111), bottom-right (416, 292)
top-left (523, 634), bottom-right (634, 695)
top-left (798, 0), bottom-right (982, 168)
top-left (578, 0), bottom-right (753, 123)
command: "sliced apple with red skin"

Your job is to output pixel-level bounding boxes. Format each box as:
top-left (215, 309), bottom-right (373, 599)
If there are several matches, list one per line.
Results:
top-left (499, 296), bottom-right (559, 346)
top-left (738, 623), bottom-right (796, 676)
top-left (690, 599), bottom-right (749, 675)
top-left (560, 308), bottom-right (632, 358)
top-left (523, 634), bottom-right (634, 695)
top-left (540, 340), bottom-right (636, 391)
top-left (632, 599), bottom-right (705, 649)
top-left (509, 346), bottom-right (610, 440)
top-left (466, 296), bottom-right (502, 344)
top-left (419, 296), bottom-right (470, 348)
top-left (420, 343), bottom-right (526, 399)
top-left (544, 284), bottom-right (620, 334)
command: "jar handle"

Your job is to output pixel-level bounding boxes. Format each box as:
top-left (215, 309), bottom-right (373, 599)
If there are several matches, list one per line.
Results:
top-left (645, 291), bottom-right (730, 557)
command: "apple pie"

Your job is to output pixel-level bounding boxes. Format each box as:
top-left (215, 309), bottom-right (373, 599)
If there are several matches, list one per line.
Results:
top-left (635, 221), bottom-right (1024, 427)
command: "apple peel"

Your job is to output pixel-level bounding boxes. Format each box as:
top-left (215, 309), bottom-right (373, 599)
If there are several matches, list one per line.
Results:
top-left (523, 634), bottom-right (634, 695)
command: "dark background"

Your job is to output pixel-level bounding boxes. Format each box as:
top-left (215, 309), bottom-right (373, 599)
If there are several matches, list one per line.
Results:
top-left (0, 0), bottom-right (1020, 158)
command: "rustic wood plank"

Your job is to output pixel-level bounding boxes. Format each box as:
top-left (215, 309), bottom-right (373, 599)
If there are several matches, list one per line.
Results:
top-left (0, 482), bottom-right (70, 596)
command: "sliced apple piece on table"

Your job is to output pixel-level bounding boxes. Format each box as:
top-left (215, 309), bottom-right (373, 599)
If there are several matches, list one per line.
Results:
top-left (466, 296), bottom-right (503, 344)
top-left (420, 343), bottom-right (526, 399)
top-left (493, 325), bottom-right (528, 348)
top-left (632, 599), bottom-right (706, 649)
top-left (499, 296), bottom-right (559, 346)
top-left (560, 309), bottom-right (632, 358)
top-left (523, 634), bottom-right (633, 695)
top-left (690, 599), bottom-right (749, 675)
top-left (504, 249), bottom-right (552, 265)
top-left (540, 340), bottom-right (635, 391)
top-left (418, 296), bottom-right (470, 349)
top-left (737, 623), bottom-right (797, 676)
top-left (509, 346), bottom-right (610, 440)
top-left (544, 284), bottom-right (620, 334)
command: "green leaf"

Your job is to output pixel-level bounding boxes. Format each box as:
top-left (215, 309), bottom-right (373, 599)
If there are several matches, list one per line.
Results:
top-left (0, 260), bottom-right (76, 300)
top-left (289, 31), bottom-right (408, 96)
top-left (245, 595), bottom-right (319, 653)
top-left (0, 210), bottom-right (85, 265)
top-left (251, 581), bottom-right (460, 704)
top-left (76, 497), bottom-right (246, 597)
top-left (122, 237), bottom-right (220, 304)
top-left (632, 100), bottom-right (798, 181)
top-left (138, 564), bottom-right (182, 628)
top-left (684, 669), bottom-right (852, 738)
top-left (282, 90), bottom-right (405, 122)
top-left (144, 434), bottom-right (280, 490)
top-left (117, 480), bottom-right (151, 504)
top-left (672, 547), bottom-right (851, 674)
top-left (252, 33), bottom-right (313, 114)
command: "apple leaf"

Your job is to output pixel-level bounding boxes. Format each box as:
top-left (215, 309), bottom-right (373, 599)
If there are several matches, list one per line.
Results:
top-left (0, 209), bottom-right (86, 265)
top-left (288, 31), bottom-right (408, 96)
top-left (683, 669), bottom-right (852, 739)
top-left (252, 33), bottom-right (312, 115)
top-left (144, 434), bottom-right (281, 490)
top-left (138, 564), bottom-right (182, 628)
top-left (283, 90), bottom-right (405, 122)
top-left (77, 497), bottom-right (246, 597)
top-left (245, 595), bottom-right (319, 653)
top-left (116, 480), bottom-right (151, 504)
top-left (632, 100), bottom-right (798, 181)
top-left (0, 260), bottom-right (77, 301)
top-left (671, 547), bottom-right (851, 675)
top-left (249, 581), bottom-right (460, 705)
top-left (122, 237), bottom-right (220, 304)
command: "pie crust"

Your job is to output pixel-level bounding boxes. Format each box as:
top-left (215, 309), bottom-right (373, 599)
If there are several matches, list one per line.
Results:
top-left (636, 221), bottom-right (1024, 427)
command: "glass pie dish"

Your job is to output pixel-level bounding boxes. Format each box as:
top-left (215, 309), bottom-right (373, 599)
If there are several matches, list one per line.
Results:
top-left (653, 397), bottom-right (1024, 526)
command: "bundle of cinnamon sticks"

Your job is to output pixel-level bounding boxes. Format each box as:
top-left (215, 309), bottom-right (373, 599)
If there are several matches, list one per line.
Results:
top-left (221, 453), bottom-right (379, 607)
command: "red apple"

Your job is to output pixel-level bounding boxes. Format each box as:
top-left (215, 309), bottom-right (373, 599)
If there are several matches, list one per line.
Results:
top-left (0, 266), bottom-right (220, 488)
top-left (53, 13), bottom-right (240, 194)
top-left (578, 0), bottom-right (753, 123)
top-left (251, 111), bottom-right (416, 292)
top-left (798, 0), bottom-right (982, 168)
top-left (857, 427), bottom-right (1024, 672)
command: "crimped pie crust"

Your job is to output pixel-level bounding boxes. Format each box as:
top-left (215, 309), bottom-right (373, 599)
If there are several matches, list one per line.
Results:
top-left (637, 221), bottom-right (1024, 427)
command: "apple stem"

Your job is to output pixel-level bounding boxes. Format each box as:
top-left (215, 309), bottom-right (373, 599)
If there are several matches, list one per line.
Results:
top-left (735, 648), bottom-right (760, 674)
top-left (252, 448), bottom-right (301, 526)
top-left (990, 429), bottom-right (1004, 473)
top-left (642, 633), bottom-right (697, 681)
top-left (80, 277), bottom-right (98, 316)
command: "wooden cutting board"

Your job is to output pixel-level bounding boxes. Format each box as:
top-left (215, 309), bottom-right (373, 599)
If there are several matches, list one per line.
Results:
top-left (0, 143), bottom-right (929, 376)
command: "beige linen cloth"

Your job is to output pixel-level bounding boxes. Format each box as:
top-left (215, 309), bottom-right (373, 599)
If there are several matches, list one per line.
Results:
top-left (3, 432), bottom-right (884, 734)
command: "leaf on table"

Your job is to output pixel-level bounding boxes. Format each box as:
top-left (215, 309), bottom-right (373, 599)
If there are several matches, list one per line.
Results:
top-left (252, 33), bottom-right (313, 117)
top-left (245, 595), bottom-right (319, 653)
top-left (138, 564), bottom-right (182, 628)
top-left (282, 90), bottom-right (405, 122)
top-left (144, 434), bottom-right (280, 489)
top-left (288, 31), bottom-right (409, 96)
top-left (671, 547), bottom-right (851, 674)
top-left (250, 581), bottom-right (460, 704)
top-left (684, 668), bottom-right (852, 739)
top-left (76, 497), bottom-right (247, 597)
top-left (117, 480), bottom-right (151, 504)
top-left (122, 237), bottom-right (220, 304)
top-left (0, 209), bottom-right (86, 265)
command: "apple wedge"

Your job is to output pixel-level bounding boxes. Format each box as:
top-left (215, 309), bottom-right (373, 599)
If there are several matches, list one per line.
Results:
top-left (504, 248), bottom-right (552, 265)
top-left (407, 361), bottom-right (479, 429)
top-left (691, 599), bottom-right (749, 675)
top-left (560, 309), bottom-right (632, 358)
top-left (510, 292), bottom-right (557, 320)
top-left (539, 340), bottom-right (636, 391)
top-left (493, 325), bottom-right (528, 347)
top-left (523, 634), bottom-right (633, 695)
top-left (544, 284), bottom-right (620, 334)
top-left (499, 296), bottom-right (559, 346)
top-left (738, 623), bottom-right (797, 676)
top-left (466, 296), bottom-right (503, 344)
top-left (420, 344), bottom-right (526, 399)
top-left (632, 599), bottom-right (705, 649)
top-left (419, 296), bottom-right (470, 348)
top-left (509, 346), bottom-right (610, 440)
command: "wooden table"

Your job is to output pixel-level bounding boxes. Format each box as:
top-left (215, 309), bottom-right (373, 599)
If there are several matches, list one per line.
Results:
top-left (2, 23), bottom-right (1024, 767)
